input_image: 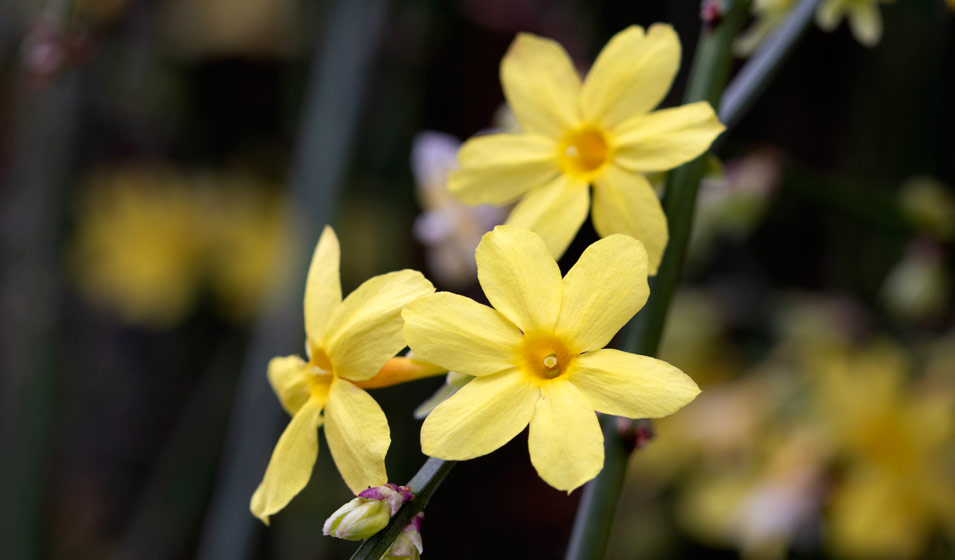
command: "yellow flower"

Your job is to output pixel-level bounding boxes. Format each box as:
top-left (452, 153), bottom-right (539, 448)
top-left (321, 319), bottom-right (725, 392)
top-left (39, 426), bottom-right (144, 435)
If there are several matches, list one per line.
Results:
top-left (250, 226), bottom-right (434, 524)
top-left (734, 0), bottom-right (797, 57)
top-left (816, 0), bottom-right (893, 47)
top-left (449, 25), bottom-right (725, 273)
top-left (402, 225), bottom-right (700, 491)
top-left (809, 342), bottom-right (955, 558)
top-left (69, 164), bottom-right (206, 327)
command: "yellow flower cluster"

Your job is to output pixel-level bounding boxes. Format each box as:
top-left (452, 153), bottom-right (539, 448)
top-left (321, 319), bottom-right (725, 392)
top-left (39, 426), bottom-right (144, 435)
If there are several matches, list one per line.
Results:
top-left (252, 23), bottom-right (721, 522)
top-left (736, 0), bottom-right (894, 56)
top-left (70, 163), bottom-right (289, 327)
top-left (626, 294), bottom-right (955, 560)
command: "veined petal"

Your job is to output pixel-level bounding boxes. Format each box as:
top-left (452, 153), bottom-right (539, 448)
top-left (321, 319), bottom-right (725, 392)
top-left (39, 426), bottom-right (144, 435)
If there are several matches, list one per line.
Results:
top-left (580, 24), bottom-right (681, 129)
top-left (324, 270), bottom-right (434, 381)
top-left (501, 33), bottom-right (582, 138)
top-left (847, 1), bottom-right (882, 46)
top-left (571, 348), bottom-right (700, 418)
top-left (591, 165), bottom-right (668, 274)
top-left (402, 292), bottom-right (523, 376)
top-left (323, 378), bottom-right (390, 494)
top-left (449, 134), bottom-right (560, 206)
top-left (476, 225), bottom-right (563, 333)
top-left (250, 398), bottom-right (324, 525)
top-left (528, 380), bottom-right (603, 492)
top-left (613, 101), bottom-right (724, 172)
top-left (267, 355), bottom-right (311, 415)
top-left (554, 235), bottom-right (649, 352)
top-left (505, 174), bottom-right (590, 260)
top-left (304, 226), bottom-right (342, 347)
top-left (421, 369), bottom-right (538, 460)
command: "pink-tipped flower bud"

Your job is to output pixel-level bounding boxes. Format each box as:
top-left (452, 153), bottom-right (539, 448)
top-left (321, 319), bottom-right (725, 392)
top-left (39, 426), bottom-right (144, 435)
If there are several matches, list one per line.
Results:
top-left (323, 484), bottom-right (414, 541)
top-left (381, 513), bottom-right (424, 560)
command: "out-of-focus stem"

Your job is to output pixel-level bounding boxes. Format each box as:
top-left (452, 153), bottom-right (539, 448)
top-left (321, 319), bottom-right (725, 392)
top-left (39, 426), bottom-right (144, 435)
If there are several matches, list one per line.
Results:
top-left (564, 2), bottom-right (750, 559)
top-left (0, 6), bottom-right (80, 558)
top-left (719, 0), bottom-right (821, 131)
top-left (196, 1), bottom-right (390, 558)
top-left (349, 458), bottom-right (455, 560)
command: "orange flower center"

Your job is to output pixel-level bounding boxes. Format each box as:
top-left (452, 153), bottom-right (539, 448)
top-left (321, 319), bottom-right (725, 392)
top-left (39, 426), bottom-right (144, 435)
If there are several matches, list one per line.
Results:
top-left (559, 126), bottom-right (609, 177)
top-left (519, 333), bottom-right (577, 380)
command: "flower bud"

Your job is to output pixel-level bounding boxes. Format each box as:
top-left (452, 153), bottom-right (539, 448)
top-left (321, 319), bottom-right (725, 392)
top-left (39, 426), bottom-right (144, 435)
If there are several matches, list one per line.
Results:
top-left (381, 513), bottom-right (424, 560)
top-left (323, 484), bottom-right (414, 541)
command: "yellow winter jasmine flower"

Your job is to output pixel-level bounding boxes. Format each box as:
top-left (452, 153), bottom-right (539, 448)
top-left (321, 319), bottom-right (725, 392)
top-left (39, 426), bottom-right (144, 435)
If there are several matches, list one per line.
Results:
top-left (733, 0), bottom-right (796, 57)
top-left (251, 226), bottom-right (434, 524)
top-left (816, 0), bottom-right (893, 47)
top-left (449, 25), bottom-right (725, 273)
top-left (402, 225), bottom-right (700, 491)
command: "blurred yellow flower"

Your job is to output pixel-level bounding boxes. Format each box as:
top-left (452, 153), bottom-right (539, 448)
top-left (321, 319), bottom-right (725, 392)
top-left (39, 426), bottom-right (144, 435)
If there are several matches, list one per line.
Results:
top-left (817, 0), bottom-right (893, 47)
top-left (70, 164), bottom-right (206, 327)
top-left (898, 175), bottom-right (955, 241)
top-left (810, 342), bottom-right (955, 559)
top-left (161, 0), bottom-right (299, 57)
top-left (251, 226), bottom-right (434, 524)
top-left (734, 0), bottom-right (797, 57)
top-left (449, 25), bottom-right (725, 273)
top-left (203, 180), bottom-right (291, 322)
top-left (403, 225), bottom-right (699, 491)
top-left (70, 163), bottom-right (291, 327)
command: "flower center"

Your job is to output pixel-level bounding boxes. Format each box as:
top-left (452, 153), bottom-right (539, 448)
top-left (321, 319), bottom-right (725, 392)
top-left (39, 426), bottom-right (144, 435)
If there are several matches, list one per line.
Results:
top-left (559, 126), bottom-right (609, 177)
top-left (519, 334), bottom-right (577, 380)
top-left (307, 348), bottom-right (334, 397)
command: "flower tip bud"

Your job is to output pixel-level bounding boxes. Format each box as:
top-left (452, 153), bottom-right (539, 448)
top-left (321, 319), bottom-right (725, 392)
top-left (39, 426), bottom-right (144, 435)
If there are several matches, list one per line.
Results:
top-left (358, 483), bottom-right (414, 515)
top-left (323, 484), bottom-right (415, 541)
top-left (381, 513), bottom-right (424, 560)
top-left (322, 497), bottom-right (391, 541)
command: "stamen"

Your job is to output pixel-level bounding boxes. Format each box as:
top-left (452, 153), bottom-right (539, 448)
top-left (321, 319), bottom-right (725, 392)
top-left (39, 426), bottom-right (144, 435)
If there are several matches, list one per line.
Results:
top-left (543, 354), bottom-right (559, 370)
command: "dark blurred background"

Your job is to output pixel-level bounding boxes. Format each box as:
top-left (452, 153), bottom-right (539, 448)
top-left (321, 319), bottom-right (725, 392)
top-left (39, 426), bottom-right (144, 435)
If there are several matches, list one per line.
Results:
top-left (1, 0), bottom-right (953, 559)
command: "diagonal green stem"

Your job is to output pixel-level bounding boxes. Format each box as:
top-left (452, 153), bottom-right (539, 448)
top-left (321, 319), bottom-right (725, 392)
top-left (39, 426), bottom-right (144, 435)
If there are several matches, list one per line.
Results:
top-left (349, 458), bottom-right (456, 560)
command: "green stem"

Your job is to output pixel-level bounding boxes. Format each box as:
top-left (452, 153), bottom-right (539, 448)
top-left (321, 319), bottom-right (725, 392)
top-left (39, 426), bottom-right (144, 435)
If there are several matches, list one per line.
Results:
top-left (349, 458), bottom-right (456, 560)
top-left (565, 2), bottom-right (751, 558)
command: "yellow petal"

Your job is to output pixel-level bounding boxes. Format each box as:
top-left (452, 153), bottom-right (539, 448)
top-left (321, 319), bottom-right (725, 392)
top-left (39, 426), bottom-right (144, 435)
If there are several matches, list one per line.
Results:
top-left (554, 235), bottom-right (649, 352)
top-left (591, 165), bottom-right (668, 274)
top-left (267, 355), bottom-right (311, 415)
top-left (613, 101), bottom-right (725, 172)
top-left (449, 133), bottom-right (560, 206)
top-left (323, 378), bottom-right (390, 494)
top-left (402, 292), bottom-right (523, 376)
top-left (528, 380), bottom-right (603, 492)
top-left (571, 348), bottom-right (700, 418)
top-left (250, 397), bottom-right (324, 525)
top-left (324, 270), bottom-right (434, 381)
top-left (816, 0), bottom-right (846, 31)
top-left (476, 225), bottom-right (563, 333)
top-left (848, 1), bottom-right (882, 46)
top-left (421, 369), bottom-right (538, 460)
top-left (505, 174), bottom-right (590, 260)
top-left (580, 24), bottom-right (680, 129)
top-left (501, 33), bottom-right (582, 138)
top-left (304, 226), bottom-right (342, 347)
